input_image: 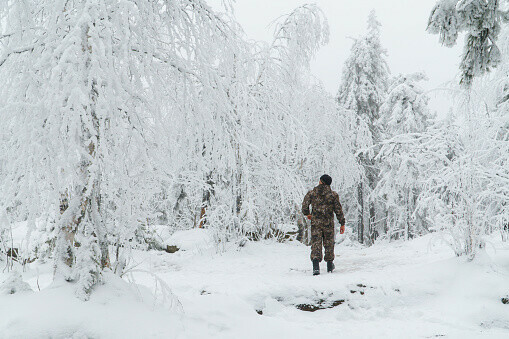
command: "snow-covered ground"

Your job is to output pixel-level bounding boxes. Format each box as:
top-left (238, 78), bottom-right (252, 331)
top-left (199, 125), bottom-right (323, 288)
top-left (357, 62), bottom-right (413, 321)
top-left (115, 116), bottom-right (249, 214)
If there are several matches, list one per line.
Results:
top-left (1, 231), bottom-right (509, 338)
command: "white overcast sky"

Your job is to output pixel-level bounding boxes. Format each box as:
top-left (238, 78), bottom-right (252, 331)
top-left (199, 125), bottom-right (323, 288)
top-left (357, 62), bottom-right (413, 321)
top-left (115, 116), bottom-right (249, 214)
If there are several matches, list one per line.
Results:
top-left (209, 0), bottom-right (464, 115)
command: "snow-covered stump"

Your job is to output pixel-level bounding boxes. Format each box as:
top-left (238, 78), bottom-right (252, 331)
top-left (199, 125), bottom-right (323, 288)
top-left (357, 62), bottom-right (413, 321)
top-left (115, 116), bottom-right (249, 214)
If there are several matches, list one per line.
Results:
top-left (155, 228), bottom-right (214, 254)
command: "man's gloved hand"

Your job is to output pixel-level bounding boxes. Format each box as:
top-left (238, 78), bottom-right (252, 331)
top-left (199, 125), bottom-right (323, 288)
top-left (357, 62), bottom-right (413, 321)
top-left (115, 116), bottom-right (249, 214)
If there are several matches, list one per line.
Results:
top-left (340, 225), bottom-right (345, 234)
top-left (307, 215), bottom-right (312, 220)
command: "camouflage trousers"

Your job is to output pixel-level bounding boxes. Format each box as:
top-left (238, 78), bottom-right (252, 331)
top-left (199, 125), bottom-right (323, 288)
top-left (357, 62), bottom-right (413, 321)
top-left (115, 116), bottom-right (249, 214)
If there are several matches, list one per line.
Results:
top-left (310, 223), bottom-right (335, 262)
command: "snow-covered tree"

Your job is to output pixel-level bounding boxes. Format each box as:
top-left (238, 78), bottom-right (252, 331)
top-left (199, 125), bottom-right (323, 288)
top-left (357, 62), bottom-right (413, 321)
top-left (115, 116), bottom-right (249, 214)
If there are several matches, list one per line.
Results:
top-left (412, 83), bottom-right (509, 257)
top-left (490, 28), bottom-right (509, 239)
top-left (0, 0), bottom-right (242, 299)
top-left (461, 28), bottom-right (509, 242)
top-left (427, 2), bottom-right (509, 257)
top-left (416, 118), bottom-right (488, 258)
top-left (375, 73), bottom-right (433, 240)
top-left (157, 4), bottom-right (344, 244)
top-left (337, 10), bottom-right (390, 244)
top-left (378, 73), bottom-right (431, 136)
top-left (338, 11), bottom-right (389, 129)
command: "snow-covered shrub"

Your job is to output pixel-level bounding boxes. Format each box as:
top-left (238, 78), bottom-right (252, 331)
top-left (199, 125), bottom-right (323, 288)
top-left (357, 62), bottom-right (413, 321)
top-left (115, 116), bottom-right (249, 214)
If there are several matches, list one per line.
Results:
top-left (416, 109), bottom-right (509, 259)
top-left (0, 272), bottom-right (32, 295)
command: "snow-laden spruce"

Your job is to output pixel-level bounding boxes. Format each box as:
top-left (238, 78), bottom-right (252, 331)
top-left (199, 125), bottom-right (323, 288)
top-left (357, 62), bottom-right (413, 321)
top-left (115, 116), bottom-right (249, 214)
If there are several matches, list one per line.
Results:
top-left (337, 11), bottom-right (390, 245)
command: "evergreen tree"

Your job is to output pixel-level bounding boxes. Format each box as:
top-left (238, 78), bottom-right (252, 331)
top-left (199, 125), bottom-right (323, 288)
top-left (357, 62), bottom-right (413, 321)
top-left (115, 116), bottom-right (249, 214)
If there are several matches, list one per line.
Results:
top-left (337, 10), bottom-right (389, 245)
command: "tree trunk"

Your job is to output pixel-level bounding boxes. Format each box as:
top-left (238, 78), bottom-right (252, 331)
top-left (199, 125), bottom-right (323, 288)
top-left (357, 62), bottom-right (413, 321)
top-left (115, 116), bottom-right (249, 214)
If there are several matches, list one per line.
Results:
top-left (403, 187), bottom-right (408, 241)
top-left (357, 182), bottom-right (364, 244)
top-left (199, 173), bottom-right (214, 228)
top-left (369, 202), bottom-right (375, 246)
top-left (59, 192), bottom-right (75, 267)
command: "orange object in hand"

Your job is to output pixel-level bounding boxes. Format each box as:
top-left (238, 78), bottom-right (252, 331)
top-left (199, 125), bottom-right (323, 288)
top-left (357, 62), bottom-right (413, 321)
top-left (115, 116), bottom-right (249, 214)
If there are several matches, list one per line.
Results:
top-left (340, 225), bottom-right (345, 234)
top-left (307, 215), bottom-right (312, 220)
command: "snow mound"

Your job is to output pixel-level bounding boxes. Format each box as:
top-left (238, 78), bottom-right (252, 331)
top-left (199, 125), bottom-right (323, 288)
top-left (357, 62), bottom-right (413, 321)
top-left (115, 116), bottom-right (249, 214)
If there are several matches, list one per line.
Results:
top-left (276, 223), bottom-right (298, 234)
top-left (164, 228), bottom-right (214, 251)
top-left (0, 272), bottom-right (182, 338)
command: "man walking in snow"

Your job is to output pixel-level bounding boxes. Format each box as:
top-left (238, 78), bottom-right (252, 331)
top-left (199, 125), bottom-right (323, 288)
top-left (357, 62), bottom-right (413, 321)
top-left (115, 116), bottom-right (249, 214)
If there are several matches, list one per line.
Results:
top-left (302, 174), bottom-right (346, 275)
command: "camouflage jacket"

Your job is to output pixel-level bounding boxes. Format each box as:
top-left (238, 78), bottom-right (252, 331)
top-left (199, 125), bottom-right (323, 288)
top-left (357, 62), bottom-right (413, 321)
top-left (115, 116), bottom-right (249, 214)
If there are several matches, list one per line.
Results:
top-left (302, 184), bottom-right (345, 226)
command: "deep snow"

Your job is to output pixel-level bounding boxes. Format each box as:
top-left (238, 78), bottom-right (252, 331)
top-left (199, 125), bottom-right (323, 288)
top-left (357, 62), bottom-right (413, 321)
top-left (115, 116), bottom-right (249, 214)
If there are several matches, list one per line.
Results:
top-left (1, 231), bottom-right (509, 338)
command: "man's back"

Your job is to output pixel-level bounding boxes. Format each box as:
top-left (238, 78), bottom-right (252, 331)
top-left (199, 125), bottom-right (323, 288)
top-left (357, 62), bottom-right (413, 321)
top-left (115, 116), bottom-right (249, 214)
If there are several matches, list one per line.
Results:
top-left (302, 184), bottom-right (345, 225)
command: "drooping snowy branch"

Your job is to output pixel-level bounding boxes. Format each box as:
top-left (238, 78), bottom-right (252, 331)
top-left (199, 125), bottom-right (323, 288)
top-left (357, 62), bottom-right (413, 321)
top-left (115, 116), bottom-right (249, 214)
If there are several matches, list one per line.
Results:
top-left (428, 0), bottom-right (505, 86)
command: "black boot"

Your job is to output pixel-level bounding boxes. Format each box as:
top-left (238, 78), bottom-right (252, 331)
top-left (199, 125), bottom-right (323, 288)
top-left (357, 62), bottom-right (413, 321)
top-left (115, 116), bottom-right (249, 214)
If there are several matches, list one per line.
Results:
top-left (327, 261), bottom-right (335, 273)
top-left (312, 259), bottom-right (320, 276)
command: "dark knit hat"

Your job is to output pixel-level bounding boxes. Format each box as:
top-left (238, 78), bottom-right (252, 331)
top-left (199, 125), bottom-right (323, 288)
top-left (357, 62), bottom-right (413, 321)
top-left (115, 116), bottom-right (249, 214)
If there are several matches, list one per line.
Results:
top-left (320, 174), bottom-right (332, 186)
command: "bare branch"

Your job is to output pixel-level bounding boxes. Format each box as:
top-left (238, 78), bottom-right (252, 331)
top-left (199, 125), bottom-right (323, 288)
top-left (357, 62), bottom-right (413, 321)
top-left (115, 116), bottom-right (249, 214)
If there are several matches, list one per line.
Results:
top-left (0, 46), bottom-right (34, 68)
